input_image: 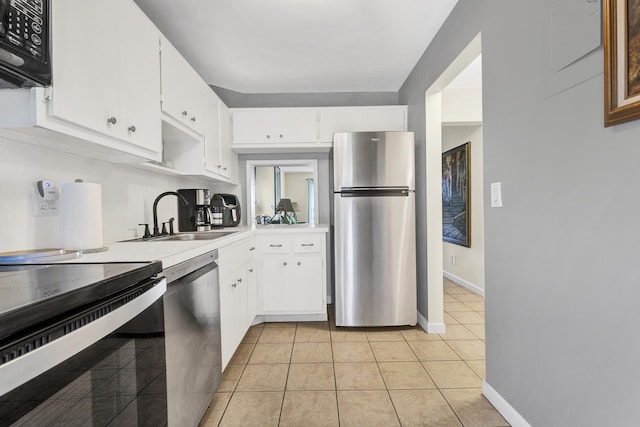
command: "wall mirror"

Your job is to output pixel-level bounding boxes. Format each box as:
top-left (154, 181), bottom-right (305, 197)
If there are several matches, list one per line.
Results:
top-left (246, 159), bottom-right (319, 225)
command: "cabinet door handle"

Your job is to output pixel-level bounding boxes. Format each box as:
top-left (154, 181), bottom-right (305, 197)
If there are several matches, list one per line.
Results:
top-left (270, 244), bottom-right (283, 248)
top-left (283, 262), bottom-right (287, 266)
top-left (106, 116), bottom-right (117, 125)
top-left (279, 134), bottom-right (283, 138)
top-left (249, 247), bottom-right (256, 251)
top-left (266, 134), bottom-right (271, 139)
top-left (231, 283), bottom-right (237, 288)
top-left (128, 125), bottom-right (136, 133)
top-left (301, 243), bottom-right (314, 247)
top-left (191, 116), bottom-right (196, 122)
top-left (223, 166), bottom-right (228, 170)
top-left (217, 164), bottom-right (222, 168)
top-left (249, 268), bottom-right (254, 272)
top-left (181, 110), bottom-right (188, 117)
top-left (297, 261), bottom-right (301, 266)
top-left (238, 278), bottom-right (243, 283)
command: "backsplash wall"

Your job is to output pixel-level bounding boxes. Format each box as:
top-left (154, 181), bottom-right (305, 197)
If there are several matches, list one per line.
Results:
top-left (0, 137), bottom-right (230, 252)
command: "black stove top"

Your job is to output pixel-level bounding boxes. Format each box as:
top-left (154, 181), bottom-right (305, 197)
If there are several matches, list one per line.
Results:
top-left (0, 262), bottom-right (162, 342)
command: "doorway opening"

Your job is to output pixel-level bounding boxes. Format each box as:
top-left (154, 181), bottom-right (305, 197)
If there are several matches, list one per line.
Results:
top-left (423, 33), bottom-right (484, 333)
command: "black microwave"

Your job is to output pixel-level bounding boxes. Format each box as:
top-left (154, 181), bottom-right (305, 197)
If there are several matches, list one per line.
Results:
top-left (0, 0), bottom-right (50, 88)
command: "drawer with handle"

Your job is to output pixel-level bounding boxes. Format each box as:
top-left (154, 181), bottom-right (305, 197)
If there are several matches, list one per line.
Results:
top-left (293, 236), bottom-right (323, 253)
top-left (258, 237), bottom-right (290, 253)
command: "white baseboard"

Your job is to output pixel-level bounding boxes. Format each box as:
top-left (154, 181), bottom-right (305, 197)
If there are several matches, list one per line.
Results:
top-left (261, 313), bottom-right (328, 322)
top-left (444, 271), bottom-right (485, 297)
top-left (482, 381), bottom-right (531, 427)
top-left (417, 310), bottom-right (446, 334)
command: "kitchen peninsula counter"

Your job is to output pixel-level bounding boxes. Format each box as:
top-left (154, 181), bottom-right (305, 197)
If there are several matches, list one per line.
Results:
top-left (65, 224), bottom-right (329, 269)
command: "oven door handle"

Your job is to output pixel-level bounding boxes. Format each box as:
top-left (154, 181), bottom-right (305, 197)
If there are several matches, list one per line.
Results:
top-left (0, 278), bottom-right (167, 397)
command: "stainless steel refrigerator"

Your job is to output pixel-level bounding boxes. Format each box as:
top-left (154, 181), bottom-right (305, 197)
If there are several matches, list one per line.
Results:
top-left (333, 131), bottom-right (417, 327)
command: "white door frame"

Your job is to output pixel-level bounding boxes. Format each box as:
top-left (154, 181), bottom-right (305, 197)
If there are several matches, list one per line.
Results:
top-left (423, 33), bottom-right (482, 333)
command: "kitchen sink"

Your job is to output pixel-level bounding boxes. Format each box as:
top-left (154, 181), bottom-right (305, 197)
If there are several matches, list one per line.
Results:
top-left (131, 231), bottom-right (238, 242)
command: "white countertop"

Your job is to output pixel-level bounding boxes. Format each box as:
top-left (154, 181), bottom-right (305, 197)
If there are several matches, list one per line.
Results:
top-left (66, 224), bottom-right (329, 269)
top-left (253, 223), bottom-right (330, 233)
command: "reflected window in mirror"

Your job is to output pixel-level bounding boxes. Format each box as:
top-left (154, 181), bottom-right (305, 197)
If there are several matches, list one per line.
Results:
top-left (248, 160), bottom-right (318, 226)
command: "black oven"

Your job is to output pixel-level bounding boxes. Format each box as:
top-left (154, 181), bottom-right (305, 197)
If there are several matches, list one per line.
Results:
top-left (0, 251), bottom-right (221, 427)
top-left (0, 261), bottom-right (168, 426)
top-left (0, 0), bottom-right (51, 88)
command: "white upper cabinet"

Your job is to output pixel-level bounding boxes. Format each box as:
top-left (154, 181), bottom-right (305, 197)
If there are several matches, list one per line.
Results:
top-left (159, 85), bottom-right (237, 183)
top-left (46, 0), bottom-right (162, 157)
top-left (204, 89), bottom-right (222, 172)
top-left (160, 38), bottom-right (205, 136)
top-left (204, 89), bottom-right (235, 180)
top-left (318, 106), bottom-right (407, 142)
top-left (219, 102), bottom-right (235, 179)
top-left (230, 106), bottom-right (407, 153)
top-left (232, 109), bottom-right (318, 144)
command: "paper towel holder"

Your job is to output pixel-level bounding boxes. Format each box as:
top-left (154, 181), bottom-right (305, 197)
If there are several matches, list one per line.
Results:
top-left (59, 178), bottom-right (109, 254)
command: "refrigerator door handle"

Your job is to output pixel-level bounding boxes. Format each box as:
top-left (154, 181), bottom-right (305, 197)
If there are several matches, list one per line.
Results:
top-left (339, 188), bottom-right (411, 197)
top-left (340, 186), bottom-right (409, 192)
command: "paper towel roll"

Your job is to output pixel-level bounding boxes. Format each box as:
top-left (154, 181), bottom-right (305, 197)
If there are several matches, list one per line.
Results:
top-left (59, 181), bottom-right (104, 251)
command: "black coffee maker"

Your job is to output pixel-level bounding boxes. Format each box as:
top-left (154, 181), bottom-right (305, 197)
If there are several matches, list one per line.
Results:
top-left (177, 189), bottom-right (213, 231)
top-left (211, 193), bottom-right (241, 227)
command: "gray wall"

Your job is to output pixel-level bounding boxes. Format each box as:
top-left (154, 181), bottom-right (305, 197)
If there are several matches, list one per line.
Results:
top-left (212, 86), bottom-right (399, 108)
top-left (400, 1), bottom-right (640, 425)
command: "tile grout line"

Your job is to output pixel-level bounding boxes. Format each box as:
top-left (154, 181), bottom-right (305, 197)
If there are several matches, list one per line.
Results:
top-left (328, 319), bottom-right (342, 427)
top-left (217, 326), bottom-right (263, 426)
top-left (442, 288), bottom-right (481, 427)
top-left (276, 323), bottom-right (297, 426)
top-left (367, 329), bottom-right (405, 426)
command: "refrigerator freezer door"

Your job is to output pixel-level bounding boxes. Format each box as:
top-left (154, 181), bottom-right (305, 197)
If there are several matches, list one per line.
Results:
top-left (334, 192), bottom-right (417, 326)
top-left (333, 132), bottom-right (415, 191)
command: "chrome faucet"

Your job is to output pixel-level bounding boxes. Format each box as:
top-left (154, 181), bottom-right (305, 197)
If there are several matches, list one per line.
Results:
top-left (153, 191), bottom-right (189, 236)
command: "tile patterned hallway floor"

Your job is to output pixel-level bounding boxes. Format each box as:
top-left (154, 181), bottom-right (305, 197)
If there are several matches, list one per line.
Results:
top-left (200, 278), bottom-right (509, 426)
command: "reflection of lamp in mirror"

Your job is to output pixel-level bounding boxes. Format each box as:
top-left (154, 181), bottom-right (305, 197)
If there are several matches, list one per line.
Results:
top-left (276, 198), bottom-right (297, 224)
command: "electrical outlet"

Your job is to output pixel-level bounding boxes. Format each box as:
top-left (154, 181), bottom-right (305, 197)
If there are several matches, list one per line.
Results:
top-left (33, 180), bottom-right (59, 217)
top-left (33, 195), bottom-right (59, 216)
top-left (451, 256), bottom-right (456, 265)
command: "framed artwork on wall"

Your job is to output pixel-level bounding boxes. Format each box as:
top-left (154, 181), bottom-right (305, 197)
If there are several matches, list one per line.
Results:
top-left (442, 142), bottom-right (470, 247)
top-left (604, 0), bottom-right (640, 126)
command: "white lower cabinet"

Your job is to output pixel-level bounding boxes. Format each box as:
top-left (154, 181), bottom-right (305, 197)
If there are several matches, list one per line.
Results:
top-left (257, 233), bottom-right (327, 317)
top-left (219, 267), bottom-right (247, 369)
top-left (261, 255), bottom-right (324, 312)
top-left (246, 240), bottom-right (258, 323)
top-left (219, 231), bottom-right (326, 369)
top-left (219, 236), bottom-right (256, 369)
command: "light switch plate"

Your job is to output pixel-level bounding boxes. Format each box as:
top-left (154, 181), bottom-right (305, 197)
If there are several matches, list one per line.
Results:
top-left (491, 182), bottom-right (503, 208)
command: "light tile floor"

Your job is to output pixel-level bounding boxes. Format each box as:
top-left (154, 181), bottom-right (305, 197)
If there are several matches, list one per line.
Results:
top-left (200, 278), bottom-right (509, 427)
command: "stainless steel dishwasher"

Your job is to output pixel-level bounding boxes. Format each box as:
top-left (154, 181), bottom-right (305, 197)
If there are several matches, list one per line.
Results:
top-left (163, 250), bottom-right (221, 427)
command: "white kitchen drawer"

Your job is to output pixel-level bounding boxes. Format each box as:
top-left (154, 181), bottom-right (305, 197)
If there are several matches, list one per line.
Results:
top-left (292, 236), bottom-right (323, 253)
top-left (258, 237), bottom-right (290, 254)
top-left (219, 239), bottom-right (248, 275)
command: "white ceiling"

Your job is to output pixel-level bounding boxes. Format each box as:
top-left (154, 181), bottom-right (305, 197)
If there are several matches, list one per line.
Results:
top-left (133, 0), bottom-right (459, 94)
